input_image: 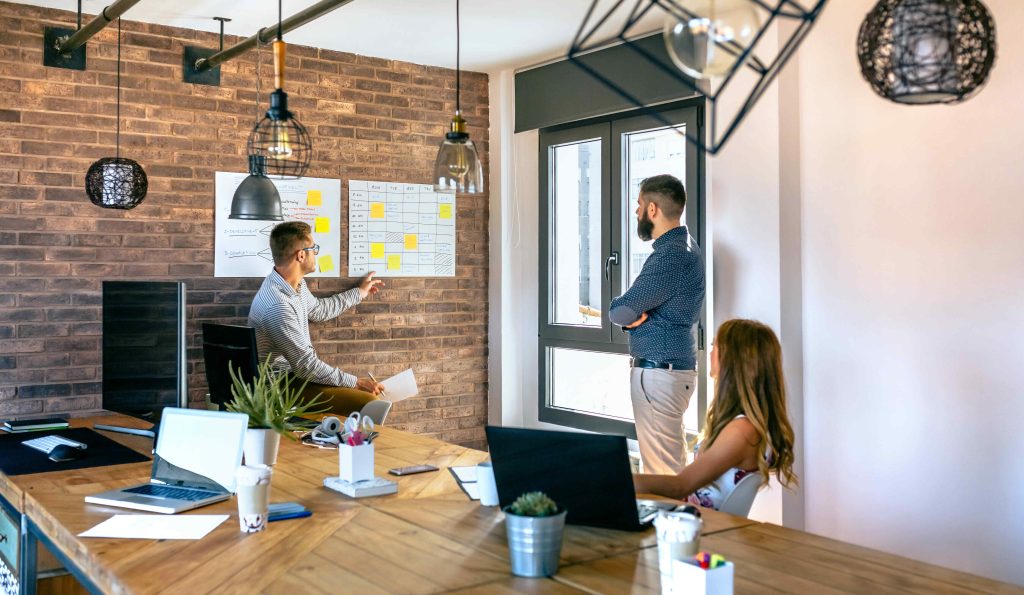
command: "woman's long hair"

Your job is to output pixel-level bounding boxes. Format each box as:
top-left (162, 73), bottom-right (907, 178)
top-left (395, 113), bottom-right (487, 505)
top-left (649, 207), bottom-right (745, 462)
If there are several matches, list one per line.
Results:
top-left (702, 319), bottom-right (797, 488)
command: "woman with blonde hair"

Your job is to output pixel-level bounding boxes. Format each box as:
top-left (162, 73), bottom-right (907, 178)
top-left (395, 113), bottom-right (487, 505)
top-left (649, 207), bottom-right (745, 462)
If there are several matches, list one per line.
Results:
top-left (634, 319), bottom-right (797, 508)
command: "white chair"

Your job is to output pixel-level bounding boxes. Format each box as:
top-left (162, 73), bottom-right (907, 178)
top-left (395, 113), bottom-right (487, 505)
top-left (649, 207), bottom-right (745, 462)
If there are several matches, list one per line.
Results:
top-left (717, 473), bottom-right (764, 517)
top-left (359, 399), bottom-right (392, 426)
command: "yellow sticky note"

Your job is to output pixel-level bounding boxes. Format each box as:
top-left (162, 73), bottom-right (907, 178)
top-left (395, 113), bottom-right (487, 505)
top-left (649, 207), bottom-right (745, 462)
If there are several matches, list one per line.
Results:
top-left (315, 217), bottom-right (330, 233)
top-left (318, 254), bottom-right (334, 273)
top-left (370, 203), bottom-right (385, 219)
top-left (370, 243), bottom-right (385, 259)
top-left (387, 254), bottom-right (401, 271)
top-left (439, 204), bottom-right (453, 219)
top-left (404, 234), bottom-right (418, 250)
top-left (306, 190), bottom-right (322, 206)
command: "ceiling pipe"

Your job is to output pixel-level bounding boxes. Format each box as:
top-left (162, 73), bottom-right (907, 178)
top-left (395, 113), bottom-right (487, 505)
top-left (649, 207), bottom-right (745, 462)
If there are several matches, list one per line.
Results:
top-left (52, 0), bottom-right (145, 55)
top-left (193, 0), bottom-right (357, 72)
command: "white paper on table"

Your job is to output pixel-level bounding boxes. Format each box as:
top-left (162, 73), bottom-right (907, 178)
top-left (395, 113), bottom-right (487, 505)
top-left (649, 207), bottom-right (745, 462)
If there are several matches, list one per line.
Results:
top-left (79, 514), bottom-right (229, 540)
top-left (462, 482), bottom-right (480, 501)
top-left (449, 466), bottom-right (477, 483)
top-left (380, 368), bottom-right (419, 402)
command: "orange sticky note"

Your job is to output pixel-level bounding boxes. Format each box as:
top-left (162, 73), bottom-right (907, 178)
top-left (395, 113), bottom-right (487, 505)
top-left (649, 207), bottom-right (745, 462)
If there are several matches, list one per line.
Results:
top-left (307, 190), bottom-right (322, 206)
top-left (315, 217), bottom-right (330, 233)
top-left (387, 254), bottom-right (401, 271)
top-left (370, 243), bottom-right (385, 259)
top-left (438, 204), bottom-right (452, 219)
top-left (404, 234), bottom-right (417, 250)
top-left (318, 254), bottom-right (334, 273)
top-left (370, 203), bottom-right (385, 218)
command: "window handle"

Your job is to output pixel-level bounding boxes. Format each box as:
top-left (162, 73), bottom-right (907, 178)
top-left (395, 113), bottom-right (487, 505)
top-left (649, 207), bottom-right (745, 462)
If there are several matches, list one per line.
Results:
top-left (604, 251), bottom-right (620, 280)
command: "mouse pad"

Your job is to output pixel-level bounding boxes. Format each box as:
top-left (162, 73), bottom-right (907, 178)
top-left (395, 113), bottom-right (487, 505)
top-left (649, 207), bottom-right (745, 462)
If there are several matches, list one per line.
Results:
top-left (0, 427), bottom-right (151, 476)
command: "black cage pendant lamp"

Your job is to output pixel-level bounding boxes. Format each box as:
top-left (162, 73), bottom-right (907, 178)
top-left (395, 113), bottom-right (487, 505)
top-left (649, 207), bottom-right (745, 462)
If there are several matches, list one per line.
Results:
top-left (433, 0), bottom-right (483, 194)
top-left (86, 18), bottom-right (147, 209)
top-left (231, 36), bottom-right (282, 220)
top-left (246, 0), bottom-right (312, 179)
top-left (857, 0), bottom-right (996, 105)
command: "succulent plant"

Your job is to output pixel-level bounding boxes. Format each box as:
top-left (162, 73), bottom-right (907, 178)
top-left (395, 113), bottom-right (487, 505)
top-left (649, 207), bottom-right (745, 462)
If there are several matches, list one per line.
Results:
top-left (508, 491), bottom-right (558, 517)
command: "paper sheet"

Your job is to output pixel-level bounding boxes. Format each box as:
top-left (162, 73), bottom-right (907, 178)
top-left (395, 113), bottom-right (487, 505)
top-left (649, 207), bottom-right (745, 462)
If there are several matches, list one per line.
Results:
top-left (80, 514), bottom-right (229, 540)
top-left (462, 482), bottom-right (480, 500)
top-left (380, 368), bottom-right (418, 402)
top-left (449, 466), bottom-right (477, 483)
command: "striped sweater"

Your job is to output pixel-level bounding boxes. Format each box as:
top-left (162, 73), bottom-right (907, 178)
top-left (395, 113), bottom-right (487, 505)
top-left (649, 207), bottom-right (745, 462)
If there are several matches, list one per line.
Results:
top-left (248, 269), bottom-right (362, 388)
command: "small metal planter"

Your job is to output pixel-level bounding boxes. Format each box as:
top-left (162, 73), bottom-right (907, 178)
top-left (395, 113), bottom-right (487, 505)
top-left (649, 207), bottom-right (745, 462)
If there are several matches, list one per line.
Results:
top-left (503, 506), bottom-right (567, 578)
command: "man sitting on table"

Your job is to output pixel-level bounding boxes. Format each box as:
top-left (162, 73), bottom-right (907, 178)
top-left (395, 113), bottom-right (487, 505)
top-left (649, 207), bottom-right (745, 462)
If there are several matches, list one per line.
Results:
top-left (248, 221), bottom-right (383, 414)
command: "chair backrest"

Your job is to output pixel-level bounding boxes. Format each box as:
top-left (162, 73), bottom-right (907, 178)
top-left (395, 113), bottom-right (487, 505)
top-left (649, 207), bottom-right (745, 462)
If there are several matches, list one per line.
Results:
top-left (201, 323), bottom-right (259, 410)
top-left (717, 472), bottom-right (764, 517)
top-left (359, 399), bottom-right (392, 426)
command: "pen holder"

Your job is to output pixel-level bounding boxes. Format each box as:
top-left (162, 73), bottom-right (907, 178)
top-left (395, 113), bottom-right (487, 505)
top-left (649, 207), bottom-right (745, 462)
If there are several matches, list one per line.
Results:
top-left (339, 442), bottom-right (374, 483)
top-left (665, 560), bottom-right (734, 595)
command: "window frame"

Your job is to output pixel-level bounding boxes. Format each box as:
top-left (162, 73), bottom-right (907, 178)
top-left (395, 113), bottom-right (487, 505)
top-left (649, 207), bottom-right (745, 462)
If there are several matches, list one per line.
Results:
top-left (537, 100), bottom-right (708, 438)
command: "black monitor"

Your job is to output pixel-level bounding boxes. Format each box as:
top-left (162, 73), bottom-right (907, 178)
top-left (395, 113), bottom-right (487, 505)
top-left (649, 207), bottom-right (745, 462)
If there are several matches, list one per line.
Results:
top-left (95, 281), bottom-right (187, 438)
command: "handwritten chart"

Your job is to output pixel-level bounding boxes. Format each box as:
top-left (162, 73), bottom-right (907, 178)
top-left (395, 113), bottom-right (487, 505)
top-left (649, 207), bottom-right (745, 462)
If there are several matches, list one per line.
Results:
top-left (214, 172), bottom-right (341, 278)
top-left (347, 180), bottom-right (456, 277)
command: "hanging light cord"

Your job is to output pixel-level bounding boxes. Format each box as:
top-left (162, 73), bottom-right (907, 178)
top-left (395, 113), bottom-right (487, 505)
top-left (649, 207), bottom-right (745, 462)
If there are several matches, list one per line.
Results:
top-left (278, 0), bottom-right (283, 41)
top-left (255, 33), bottom-right (262, 119)
top-left (456, 0), bottom-right (461, 114)
top-left (116, 17), bottom-right (121, 159)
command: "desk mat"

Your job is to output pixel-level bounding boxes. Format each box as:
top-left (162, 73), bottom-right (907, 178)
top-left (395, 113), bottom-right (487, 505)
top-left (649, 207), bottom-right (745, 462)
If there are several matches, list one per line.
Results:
top-left (0, 427), bottom-right (151, 476)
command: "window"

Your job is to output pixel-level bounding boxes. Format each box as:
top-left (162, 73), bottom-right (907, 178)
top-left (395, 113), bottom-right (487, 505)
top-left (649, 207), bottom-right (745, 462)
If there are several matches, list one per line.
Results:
top-left (539, 106), bottom-right (706, 437)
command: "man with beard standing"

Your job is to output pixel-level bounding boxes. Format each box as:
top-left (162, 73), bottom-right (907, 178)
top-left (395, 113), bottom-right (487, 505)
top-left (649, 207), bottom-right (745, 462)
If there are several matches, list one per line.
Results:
top-left (609, 174), bottom-right (704, 475)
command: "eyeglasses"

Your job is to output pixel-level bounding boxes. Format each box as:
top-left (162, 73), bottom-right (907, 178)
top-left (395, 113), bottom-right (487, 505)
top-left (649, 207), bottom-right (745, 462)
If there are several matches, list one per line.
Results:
top-left (301, 244), bottom-right (320, 255)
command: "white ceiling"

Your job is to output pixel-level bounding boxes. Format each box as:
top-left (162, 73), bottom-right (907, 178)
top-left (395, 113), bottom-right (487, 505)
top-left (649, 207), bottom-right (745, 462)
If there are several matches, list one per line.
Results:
top-left (13, 0), bottom-right (664, 73)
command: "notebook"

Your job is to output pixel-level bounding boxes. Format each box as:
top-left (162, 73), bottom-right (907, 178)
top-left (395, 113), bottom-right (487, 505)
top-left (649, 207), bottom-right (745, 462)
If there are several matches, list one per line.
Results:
top-left (85, 408), bottom-right (248, 514)
top-left (485, 426), bottom-right (675, 531)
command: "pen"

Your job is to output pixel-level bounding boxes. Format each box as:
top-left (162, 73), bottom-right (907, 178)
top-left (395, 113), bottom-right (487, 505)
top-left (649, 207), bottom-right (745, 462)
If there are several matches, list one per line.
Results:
top-left (368, 372), bottom-right (386, 397)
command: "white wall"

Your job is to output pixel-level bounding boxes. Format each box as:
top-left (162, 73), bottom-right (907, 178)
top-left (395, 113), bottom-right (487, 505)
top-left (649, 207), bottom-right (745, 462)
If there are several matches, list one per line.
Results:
top-left (796, 0), bottom-right (1024, 585)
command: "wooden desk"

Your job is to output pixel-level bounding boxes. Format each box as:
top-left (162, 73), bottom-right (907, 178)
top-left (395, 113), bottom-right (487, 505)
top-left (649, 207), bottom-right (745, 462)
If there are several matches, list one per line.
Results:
top-left (552, 521), bottom-right (1023, 594)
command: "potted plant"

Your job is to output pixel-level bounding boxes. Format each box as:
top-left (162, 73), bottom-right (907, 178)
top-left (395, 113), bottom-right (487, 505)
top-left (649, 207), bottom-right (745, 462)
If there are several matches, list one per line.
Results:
top-left (225, 355), bottom-right (329, 465)
top-left (503, 491), bottom-right (567, 578)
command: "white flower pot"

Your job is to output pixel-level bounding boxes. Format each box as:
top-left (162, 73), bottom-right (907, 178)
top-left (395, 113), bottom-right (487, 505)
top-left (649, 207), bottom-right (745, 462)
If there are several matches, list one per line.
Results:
top-left (243, 428), bottom-right (281, 466)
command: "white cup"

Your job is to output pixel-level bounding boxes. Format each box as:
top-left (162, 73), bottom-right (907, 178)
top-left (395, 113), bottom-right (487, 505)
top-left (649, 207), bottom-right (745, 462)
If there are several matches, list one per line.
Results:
top-left (476, 461), bottom-right (499, 506)
top-left (654, 510), bottom-right (702, 593)
top-left (236, 464), bottom-right (273, 533)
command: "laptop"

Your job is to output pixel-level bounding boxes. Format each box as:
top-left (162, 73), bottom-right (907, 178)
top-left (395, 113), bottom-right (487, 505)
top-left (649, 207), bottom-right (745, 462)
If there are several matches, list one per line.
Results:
top-left (86, 408), bottom-right (248, 514)
top-left (485, 426), bottom-right (676, 531)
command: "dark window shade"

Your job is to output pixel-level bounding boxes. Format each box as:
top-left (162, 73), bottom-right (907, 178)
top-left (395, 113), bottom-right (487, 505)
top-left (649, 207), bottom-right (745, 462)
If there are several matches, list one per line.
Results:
top-left (515, 33), bottom-right (702, 133)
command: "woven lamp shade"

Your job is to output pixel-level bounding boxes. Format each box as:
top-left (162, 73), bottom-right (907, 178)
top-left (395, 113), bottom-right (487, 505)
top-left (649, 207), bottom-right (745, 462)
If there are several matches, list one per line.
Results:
top-left (85, 157), bottom-right (148, 209)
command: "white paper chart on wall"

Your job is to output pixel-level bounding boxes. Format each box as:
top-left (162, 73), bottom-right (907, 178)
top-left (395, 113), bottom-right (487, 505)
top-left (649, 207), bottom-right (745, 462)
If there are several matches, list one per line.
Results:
top-left (347, 180), bottom-right (456, 278)
top-left (214, 172), bottom-right (341, 278)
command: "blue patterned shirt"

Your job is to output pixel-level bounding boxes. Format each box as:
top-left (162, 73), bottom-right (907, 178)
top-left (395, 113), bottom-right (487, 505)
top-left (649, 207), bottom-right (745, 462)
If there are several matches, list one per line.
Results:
top-left (609, 226), bottom-right (704, 369)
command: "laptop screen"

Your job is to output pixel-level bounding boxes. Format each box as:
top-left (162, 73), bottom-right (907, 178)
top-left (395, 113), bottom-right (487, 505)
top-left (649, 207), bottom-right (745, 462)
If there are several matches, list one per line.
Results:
top-left (153, 408), bottom-right (248, 492)
top-left (486, 426), bottom-right (643, 530)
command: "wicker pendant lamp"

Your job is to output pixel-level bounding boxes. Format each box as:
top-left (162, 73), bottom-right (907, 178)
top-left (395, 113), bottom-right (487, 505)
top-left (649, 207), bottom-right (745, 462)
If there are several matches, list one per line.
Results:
top-left (85, 18), bottom-right (147, 209)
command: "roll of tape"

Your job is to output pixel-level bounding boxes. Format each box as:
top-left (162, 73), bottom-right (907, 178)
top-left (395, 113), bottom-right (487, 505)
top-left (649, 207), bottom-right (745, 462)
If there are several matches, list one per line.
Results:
top-left (319, 416), bottom-right (341, 436)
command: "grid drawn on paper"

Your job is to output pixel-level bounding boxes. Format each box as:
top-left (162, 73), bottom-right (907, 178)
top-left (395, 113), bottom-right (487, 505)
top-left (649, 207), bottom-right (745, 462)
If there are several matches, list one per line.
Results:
top-left (347, 180), bottom-right (456, 278)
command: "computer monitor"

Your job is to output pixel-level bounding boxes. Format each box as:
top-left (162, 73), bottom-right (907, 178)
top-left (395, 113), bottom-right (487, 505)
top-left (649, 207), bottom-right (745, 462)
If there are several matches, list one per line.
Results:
top-left (96, 281), bottom-right (187, 438)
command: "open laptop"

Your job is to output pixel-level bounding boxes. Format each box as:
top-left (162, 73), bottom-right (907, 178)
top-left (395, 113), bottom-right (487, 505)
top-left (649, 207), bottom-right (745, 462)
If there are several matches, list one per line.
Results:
top-left (86, 408), bottom-right (248, 514)
top-left (485, 426), bottom-right (676, 531)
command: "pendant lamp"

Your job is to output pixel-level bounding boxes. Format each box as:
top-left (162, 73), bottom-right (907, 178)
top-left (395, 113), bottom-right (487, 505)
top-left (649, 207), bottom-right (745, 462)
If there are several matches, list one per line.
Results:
top-left (246, 0), bottom-right (312, 179)
top-left (433, 0), bottom-right (483, 194)
top-left (231, 35), bottom-right (283, 220)
top-left (86, 18), bottom-right (147, 209)
top-left (857, 0), bottom-right (996, 105)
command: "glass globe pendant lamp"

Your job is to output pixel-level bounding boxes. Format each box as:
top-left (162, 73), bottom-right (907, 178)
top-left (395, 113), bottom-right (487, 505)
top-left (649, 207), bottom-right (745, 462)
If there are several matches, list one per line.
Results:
top-left (663, 0), bottom-right (763, 80)
top-left (433, 0), bottom-right (483, 194)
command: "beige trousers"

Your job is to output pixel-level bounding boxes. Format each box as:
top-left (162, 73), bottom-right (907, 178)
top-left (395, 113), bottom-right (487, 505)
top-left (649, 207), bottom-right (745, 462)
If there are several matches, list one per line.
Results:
top-left (630, 367), bottom-right (697, 475)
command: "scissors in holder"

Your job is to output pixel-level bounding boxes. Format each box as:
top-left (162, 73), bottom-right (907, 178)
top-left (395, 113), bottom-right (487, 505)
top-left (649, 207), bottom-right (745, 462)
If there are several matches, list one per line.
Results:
top-left (343, 412), bottom-right (375, 446)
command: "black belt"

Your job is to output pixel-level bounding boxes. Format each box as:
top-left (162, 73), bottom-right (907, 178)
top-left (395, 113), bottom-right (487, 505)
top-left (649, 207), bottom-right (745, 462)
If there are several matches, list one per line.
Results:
top-left (631, 358), bottom-right (682, 370)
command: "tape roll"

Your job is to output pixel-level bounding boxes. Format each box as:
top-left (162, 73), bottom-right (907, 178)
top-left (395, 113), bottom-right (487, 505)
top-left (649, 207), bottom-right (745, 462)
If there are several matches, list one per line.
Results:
top-left (319, 416), bottom-right (342, 436)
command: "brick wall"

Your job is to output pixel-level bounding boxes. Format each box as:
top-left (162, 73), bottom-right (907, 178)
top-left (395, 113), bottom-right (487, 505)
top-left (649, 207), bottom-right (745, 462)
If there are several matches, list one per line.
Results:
top-left (0, 2), bottom-right (490, 448)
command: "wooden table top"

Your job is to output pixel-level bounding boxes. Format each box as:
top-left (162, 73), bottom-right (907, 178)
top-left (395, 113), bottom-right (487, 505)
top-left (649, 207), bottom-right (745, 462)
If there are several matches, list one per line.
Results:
top-left (4, 414), bottom-right (751, 594)
top-left (552, 520), bottom-right (1024, 594)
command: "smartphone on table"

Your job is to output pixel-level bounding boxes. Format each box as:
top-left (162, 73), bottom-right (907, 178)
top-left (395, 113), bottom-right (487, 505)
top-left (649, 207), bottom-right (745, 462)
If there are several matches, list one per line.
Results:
top-left (388, 464), bottom-right (439, 476)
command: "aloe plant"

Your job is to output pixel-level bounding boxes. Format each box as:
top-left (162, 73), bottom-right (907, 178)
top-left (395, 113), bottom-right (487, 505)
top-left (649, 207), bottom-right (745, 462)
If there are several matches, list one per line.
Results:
top-left (225, 354), bottom-right (330, 439)
top-left (508, 491), bottom-right (559, 517)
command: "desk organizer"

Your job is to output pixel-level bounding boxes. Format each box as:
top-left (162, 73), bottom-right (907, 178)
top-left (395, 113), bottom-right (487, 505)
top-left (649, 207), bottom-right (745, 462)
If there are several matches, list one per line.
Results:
top-left (665, 559), bottom-right (734, 595)
top-left (339, 442), bottom-right (374, 483)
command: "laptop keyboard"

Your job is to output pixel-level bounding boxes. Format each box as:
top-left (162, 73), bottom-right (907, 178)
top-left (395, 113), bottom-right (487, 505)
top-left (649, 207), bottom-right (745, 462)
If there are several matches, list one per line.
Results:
top-left (124, 484), bottom-right (219, 501)
top-left (637, 502), bottom-right (660, 523)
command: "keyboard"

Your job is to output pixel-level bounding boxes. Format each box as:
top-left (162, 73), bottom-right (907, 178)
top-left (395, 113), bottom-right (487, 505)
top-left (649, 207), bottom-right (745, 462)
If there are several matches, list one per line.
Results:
top-left (22, 435), bottom-right (87, 454)
top-left (638, 502), bottom-right (660, 523)
top-left (124, 484), bottom-right (220, 502)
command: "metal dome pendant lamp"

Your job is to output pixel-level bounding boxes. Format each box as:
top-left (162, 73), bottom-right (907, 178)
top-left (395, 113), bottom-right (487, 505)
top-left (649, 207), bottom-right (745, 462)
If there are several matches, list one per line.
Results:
top-left (433, 0), bottom-right (483, 194)
top-left (86, 18), bottom-right (147, 209)
top-left (246, 0), bottom-right (312, 179)
top-left (231, 36), bottom-right (283, 220)
top-left (857, 0), bottom-right (997, 105)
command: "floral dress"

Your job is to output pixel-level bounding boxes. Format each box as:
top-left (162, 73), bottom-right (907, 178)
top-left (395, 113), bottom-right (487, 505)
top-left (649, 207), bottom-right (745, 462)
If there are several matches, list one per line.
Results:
top-left (686, 415), bottom-right (760, 510)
